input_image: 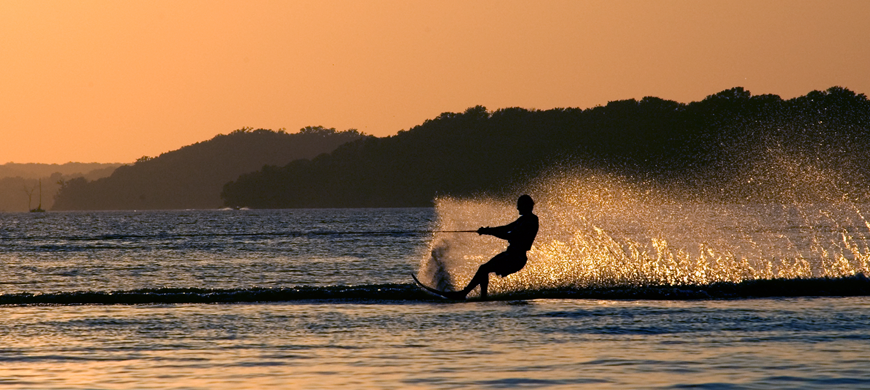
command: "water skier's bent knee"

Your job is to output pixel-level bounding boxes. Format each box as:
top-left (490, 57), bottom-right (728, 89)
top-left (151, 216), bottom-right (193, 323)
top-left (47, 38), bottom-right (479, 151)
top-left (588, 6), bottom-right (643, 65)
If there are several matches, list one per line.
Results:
top-left (485, 250), bottom-right (528, 277)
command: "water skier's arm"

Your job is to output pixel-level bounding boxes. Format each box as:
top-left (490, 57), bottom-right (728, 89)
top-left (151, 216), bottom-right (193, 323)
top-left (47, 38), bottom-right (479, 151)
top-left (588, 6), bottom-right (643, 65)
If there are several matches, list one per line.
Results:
top-left (477, 220), bottom-right (519, 240)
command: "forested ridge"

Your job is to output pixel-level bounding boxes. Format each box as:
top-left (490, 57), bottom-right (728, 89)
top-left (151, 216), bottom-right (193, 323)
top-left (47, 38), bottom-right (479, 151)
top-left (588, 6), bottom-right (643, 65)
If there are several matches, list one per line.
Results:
top-left (0, 163), bottom-right (120, 212)
top-left (0, 162), bottom-right (120, 180)
top-left (221, 87), bottom-right (870, 208)
top-left (53, 127), bottom-right (365, 210)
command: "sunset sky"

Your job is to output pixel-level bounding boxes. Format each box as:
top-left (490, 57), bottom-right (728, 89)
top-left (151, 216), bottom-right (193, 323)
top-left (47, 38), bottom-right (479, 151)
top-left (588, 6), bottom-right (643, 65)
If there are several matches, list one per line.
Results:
top-left (2, 0), bottom-right (868, 164)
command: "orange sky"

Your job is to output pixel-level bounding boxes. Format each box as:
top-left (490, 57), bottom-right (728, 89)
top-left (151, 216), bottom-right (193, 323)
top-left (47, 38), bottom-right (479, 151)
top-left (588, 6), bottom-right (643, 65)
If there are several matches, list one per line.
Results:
top-left (2, 0), bottom-right (868, 164)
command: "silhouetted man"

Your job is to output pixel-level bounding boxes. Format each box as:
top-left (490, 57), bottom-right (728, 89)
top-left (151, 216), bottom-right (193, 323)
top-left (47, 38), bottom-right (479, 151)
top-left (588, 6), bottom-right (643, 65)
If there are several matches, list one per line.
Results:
top-left (448, 195), bottom-right (539, 300)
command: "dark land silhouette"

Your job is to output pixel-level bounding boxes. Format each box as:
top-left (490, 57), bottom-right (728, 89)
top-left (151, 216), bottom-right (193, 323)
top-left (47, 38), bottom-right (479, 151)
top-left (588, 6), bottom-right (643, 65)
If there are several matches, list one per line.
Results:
top-left (52, 127), bottom-right (365, 210)
top-left (0, 162), bottom-right (121, 180)
top-left (0, 163), bottom-right (120, 212)
top-left (221, 87), bottom-right (870, 208)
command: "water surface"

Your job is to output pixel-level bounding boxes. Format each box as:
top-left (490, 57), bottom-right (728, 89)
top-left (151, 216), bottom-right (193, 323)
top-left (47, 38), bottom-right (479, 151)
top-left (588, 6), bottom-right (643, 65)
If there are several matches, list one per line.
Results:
top-left (2, 208), bottom-right (869, 389)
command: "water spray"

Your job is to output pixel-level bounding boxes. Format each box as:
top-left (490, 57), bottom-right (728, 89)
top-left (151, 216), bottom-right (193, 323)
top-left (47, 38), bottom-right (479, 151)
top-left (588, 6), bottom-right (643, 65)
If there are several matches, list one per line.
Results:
top-left (419, 166), bottom-right (870, 297)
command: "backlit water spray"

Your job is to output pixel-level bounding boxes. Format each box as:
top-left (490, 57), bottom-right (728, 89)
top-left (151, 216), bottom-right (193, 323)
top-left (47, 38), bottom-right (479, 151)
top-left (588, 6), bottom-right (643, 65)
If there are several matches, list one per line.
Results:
top-left (419, 164), bottom-right (870, 297)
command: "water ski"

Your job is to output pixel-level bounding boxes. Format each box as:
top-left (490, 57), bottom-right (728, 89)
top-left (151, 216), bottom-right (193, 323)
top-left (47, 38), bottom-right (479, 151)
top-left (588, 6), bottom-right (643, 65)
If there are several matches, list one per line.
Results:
top-left (411, 273), bottom-right (465, 300)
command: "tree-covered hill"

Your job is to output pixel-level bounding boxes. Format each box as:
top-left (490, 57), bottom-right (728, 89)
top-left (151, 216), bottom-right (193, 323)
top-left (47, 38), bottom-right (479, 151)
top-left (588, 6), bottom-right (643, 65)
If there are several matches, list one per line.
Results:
top-left (0, 162), bottom-right (121, 180)
top-left (221, 87), bottom-right (870, 208)
top-left (0, 163), bottom-right (120, 212)
top-left (52, 127), bottom-right (366, 210)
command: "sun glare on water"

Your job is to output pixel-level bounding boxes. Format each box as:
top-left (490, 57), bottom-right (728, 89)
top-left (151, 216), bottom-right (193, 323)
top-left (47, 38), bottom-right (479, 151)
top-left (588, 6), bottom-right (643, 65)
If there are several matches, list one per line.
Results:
top-left (420, 167), bottom-right (870, 297)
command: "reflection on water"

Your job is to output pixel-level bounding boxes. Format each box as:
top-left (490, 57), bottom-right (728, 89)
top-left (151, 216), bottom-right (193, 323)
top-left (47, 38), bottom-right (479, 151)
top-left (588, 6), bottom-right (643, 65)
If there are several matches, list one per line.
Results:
top-left (2, 198), bottom-right (870, 388)
top-left (423, 171), bottom-right (870, 295)
top-left (0, 209), bottom-right (434, 294)
top-left (2, 298), bottom-right (870, 389)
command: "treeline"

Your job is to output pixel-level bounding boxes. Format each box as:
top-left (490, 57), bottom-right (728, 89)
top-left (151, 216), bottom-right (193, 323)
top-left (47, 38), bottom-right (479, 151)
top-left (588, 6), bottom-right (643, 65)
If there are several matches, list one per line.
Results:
top-left (0, 164), bottom-right (120, 212)
top-left (0, 162), bottom-right (120, 180)
top-left (221, 87), bottom-right (870, 208)
top-left (53, 127), bottom-right (366, 210)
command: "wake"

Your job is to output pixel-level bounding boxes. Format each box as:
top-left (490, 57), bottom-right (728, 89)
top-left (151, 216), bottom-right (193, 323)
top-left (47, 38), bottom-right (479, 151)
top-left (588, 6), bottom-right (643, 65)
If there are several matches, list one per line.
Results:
top-left (4, 275), bottom-right (870, 306)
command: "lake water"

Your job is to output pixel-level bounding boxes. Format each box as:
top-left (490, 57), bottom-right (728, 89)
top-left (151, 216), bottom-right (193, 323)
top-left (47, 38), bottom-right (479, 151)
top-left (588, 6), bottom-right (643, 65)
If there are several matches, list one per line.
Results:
top-left (2, 205), bottom-right (870, 389)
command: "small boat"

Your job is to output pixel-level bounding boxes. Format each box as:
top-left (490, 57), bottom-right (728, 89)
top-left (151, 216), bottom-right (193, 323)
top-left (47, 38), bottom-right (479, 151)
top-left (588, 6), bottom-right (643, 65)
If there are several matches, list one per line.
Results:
top-left (30, 179), bottom-right (46, 213)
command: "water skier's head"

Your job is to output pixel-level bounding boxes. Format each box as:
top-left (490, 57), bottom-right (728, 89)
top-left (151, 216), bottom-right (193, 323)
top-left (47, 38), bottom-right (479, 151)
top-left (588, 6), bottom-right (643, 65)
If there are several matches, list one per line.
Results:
top-left (517, 194), bottom-right (534, 215)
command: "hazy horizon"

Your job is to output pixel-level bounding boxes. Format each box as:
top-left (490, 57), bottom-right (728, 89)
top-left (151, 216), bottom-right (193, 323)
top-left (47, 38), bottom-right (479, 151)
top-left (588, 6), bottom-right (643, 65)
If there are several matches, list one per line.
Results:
top-left (3, 0), bottom-right (869, 164)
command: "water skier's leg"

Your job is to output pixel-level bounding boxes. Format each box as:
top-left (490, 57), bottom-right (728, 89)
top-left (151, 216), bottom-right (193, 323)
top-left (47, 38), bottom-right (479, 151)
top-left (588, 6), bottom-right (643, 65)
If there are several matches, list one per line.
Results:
top-left (460, 265), bottom-right (489, 294)
top-left (479, 271), bottom-right (489, 299)
top-left (455, 251), bottom-right (525, 299)
top-left (460, 253), bottom-right (507, 298)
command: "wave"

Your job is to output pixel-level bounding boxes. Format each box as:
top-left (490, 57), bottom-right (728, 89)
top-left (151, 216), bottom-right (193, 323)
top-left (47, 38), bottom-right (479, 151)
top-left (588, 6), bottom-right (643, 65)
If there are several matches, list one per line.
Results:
top-left (0, 284), bottom-right (427, 306)
top-left (3, 274), bottom-right (870, 306)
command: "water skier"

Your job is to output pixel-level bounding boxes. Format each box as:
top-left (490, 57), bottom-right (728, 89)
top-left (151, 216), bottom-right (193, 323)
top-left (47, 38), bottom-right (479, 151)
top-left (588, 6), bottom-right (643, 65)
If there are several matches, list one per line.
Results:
top-left (447, 195), bottom-right (539, 300)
